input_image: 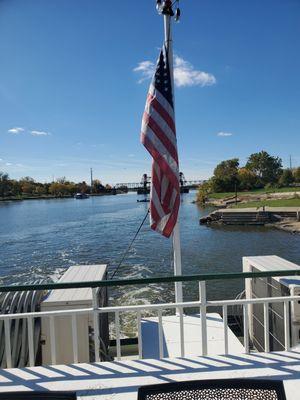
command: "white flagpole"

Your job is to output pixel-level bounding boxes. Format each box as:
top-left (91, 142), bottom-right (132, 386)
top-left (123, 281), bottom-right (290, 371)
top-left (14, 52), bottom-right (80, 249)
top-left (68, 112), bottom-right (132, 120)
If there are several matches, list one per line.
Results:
top-left (163, 4), bottom-right (183, 305)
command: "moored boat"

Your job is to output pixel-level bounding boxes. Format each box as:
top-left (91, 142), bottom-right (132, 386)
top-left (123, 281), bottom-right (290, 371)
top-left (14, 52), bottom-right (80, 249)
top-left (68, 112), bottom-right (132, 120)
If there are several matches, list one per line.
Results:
top-left (74, 193), bottom-right (89, 199)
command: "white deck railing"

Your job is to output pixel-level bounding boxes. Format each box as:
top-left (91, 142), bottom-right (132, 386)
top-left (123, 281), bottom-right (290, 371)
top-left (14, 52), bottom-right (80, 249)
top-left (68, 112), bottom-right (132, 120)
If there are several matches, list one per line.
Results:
top-left (0, 278), bottom-right (298, 368)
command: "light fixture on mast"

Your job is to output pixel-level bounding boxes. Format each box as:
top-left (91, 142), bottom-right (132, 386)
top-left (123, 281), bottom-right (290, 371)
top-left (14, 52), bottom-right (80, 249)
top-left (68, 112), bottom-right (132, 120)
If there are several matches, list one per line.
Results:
top-left (156, 0), bottom-right (163, 14)
top-left (156, 0), bottom-right (181, 20)
top-left (174, 5), bottom-right (181, 22)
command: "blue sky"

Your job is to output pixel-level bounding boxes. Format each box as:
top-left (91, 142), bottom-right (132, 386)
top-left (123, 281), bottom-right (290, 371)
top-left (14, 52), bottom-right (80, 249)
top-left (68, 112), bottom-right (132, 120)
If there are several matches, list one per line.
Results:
top-left (0, 0), bottom-right (299, 184)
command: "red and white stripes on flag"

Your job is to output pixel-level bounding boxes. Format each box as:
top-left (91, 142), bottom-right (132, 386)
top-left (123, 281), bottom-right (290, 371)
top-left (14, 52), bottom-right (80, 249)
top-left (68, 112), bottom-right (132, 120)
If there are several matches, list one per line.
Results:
top-left (141, 45), bottom-right (180, 238)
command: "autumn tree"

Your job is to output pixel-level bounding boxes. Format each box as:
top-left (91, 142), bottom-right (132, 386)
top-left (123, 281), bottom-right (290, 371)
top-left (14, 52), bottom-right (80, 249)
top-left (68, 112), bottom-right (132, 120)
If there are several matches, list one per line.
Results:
top-left (19, 177), bottom-right (36, 195)
top-left (238, 168), bottom-right (258, 190)
top-left (196, 181), bottom-right (211, 204)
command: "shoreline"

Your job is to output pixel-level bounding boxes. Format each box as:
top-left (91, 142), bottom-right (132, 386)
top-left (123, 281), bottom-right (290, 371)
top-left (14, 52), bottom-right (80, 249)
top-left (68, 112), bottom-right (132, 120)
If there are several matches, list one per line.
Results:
top-left (268, 220), bottom-right (300, 234)
top-left (0, 192), bottom-right (120, 202)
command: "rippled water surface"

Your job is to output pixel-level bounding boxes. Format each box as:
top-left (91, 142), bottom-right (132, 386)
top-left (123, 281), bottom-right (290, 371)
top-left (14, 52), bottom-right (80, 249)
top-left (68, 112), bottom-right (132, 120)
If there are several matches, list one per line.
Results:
top-left (0, 192), bottom-right (299, 314)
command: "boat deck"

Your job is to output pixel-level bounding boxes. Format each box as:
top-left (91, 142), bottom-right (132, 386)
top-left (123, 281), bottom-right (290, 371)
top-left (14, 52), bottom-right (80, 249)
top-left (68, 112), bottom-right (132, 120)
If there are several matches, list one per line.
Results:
top-left (141, 313), bottom-right (244, 358)
top-left (1, 351), bottom-right (300, 399)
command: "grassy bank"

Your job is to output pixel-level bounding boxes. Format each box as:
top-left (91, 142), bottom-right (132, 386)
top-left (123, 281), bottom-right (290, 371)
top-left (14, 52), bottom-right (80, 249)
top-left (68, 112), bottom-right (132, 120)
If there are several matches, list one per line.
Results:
top-left (209, 186), bottom-right (300, 199)
top-left (232, 198), bottom-right (300, 208)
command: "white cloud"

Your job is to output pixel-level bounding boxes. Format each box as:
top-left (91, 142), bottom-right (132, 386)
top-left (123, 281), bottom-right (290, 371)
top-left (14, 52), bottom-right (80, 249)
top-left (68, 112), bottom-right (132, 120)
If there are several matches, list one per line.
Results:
top-left (133, 61), bottom-right (155, 83)
top-left (174, 56), bottom-right (216, 87)
top-left (134, 55), bottom-right (216, 88)
top-left (31, 130), bottom-right (51, 136)
top-left (5, 162), bottom-right (12, 166)
top-left (217, 131), bottom-right (233, 137)
top-left (8, 127), bottom-right (24, 134)
top-left (55, 163), bottom-right (67, 167)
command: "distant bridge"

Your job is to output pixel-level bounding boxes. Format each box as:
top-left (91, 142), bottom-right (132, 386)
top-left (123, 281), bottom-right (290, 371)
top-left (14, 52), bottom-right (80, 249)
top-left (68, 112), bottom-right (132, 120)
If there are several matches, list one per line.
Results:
top-left (115, 179), bottom-right (204, 191)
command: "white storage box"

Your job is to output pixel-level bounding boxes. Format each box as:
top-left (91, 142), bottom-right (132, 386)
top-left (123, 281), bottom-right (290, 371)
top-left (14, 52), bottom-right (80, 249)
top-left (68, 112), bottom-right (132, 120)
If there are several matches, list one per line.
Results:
top-left (41, 264), bottom-right (107, 365)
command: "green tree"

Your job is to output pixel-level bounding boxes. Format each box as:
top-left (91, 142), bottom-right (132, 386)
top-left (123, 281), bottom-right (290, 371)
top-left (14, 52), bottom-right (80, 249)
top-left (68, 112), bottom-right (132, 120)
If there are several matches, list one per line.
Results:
top-left (20, 176), bottom-right (35, 183)
top-left (211, 158), bottom-right (239, 192)
top-left (245, 151), bottom-right (282, 184)
top-left (10, 180), bottom-right (22, 196)
top-left (279, 169), bottom-right (294, 187)
top-left (293, 167), bottom-right (300, 183)
top-left (0, 172), bottom-right (10, 197)
top-left (66, 183), bottom-right (77, 195)
top-left (93, 179), bottom-right (105, 193)
top-left (35, 185), bottom-right (47, 196)
top-left (77, 181), bottom-right (89, 193)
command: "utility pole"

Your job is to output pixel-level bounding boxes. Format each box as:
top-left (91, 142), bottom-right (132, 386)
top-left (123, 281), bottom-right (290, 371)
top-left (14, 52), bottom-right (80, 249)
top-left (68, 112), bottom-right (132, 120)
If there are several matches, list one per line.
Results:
top-left (289, 155), bottom-right (292, 170)
top-left (90, 168), bottom-right (93, 194)
top-left (235, 181), bottom-right (238, 205)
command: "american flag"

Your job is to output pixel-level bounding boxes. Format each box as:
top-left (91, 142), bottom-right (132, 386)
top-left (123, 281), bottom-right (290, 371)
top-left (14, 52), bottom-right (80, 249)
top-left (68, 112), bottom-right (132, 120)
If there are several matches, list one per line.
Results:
top-left (141, 45), bottom-right (180, 238)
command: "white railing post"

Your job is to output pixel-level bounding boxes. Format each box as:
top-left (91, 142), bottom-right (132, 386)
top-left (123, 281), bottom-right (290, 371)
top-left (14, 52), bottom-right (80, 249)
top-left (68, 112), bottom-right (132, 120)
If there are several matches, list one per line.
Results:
top-left (263, 302), bottom-right (270, 353)
top-left (199, 281), bottom-right (207, 356)
top-left (284, 300), bottom-right (290, 351)
top-left (243, 304), bottom-right (249, 354)
top-left (223, 305), bottom-right (228, 355)
top-left (49, 316), bottom-right (57, 365)
top-left (72, 314), bottom-right (79, 364)
top-left (137, 311), bottom-right (142, 359)
top-left (115, 311), bottom-right (121, 360)
top-left (27, 316), bottom-right (35, 367)
top-left (92, 288), bottom-right (100, 362)
top-left (4, 319), bottom-right (12, 368)
top-left (158, 309), bottom-right (164, 359)
top-left (179, 307), bottom-right (185, 358)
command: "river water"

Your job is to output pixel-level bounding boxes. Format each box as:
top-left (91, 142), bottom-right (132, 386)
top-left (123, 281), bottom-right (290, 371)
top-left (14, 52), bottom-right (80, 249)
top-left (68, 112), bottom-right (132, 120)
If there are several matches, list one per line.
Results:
top-left (0, 192), bottom-right (299, 332)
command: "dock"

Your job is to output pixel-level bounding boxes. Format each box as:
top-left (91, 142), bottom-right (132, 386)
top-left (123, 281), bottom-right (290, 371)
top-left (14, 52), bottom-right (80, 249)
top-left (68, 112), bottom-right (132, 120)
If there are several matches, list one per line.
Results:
top-left (200, 207), bottom-right (300, 226)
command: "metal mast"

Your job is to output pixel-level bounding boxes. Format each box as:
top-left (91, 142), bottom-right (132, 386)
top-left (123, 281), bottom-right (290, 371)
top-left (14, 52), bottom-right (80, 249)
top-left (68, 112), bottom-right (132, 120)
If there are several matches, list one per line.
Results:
top-left (157, 0), bottom-right (183, 304)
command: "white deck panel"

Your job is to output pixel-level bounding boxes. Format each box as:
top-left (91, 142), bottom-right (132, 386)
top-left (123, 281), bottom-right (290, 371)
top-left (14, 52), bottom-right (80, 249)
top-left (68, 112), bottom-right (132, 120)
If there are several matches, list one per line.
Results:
top-left (41, 264), bottom-right (107, 309)
top-left (243, 256), bottom-right (300, 286)
top-left (0, 351), bottom-right (300, 399)
top-left (141, 313), bottom-right (244, 358)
